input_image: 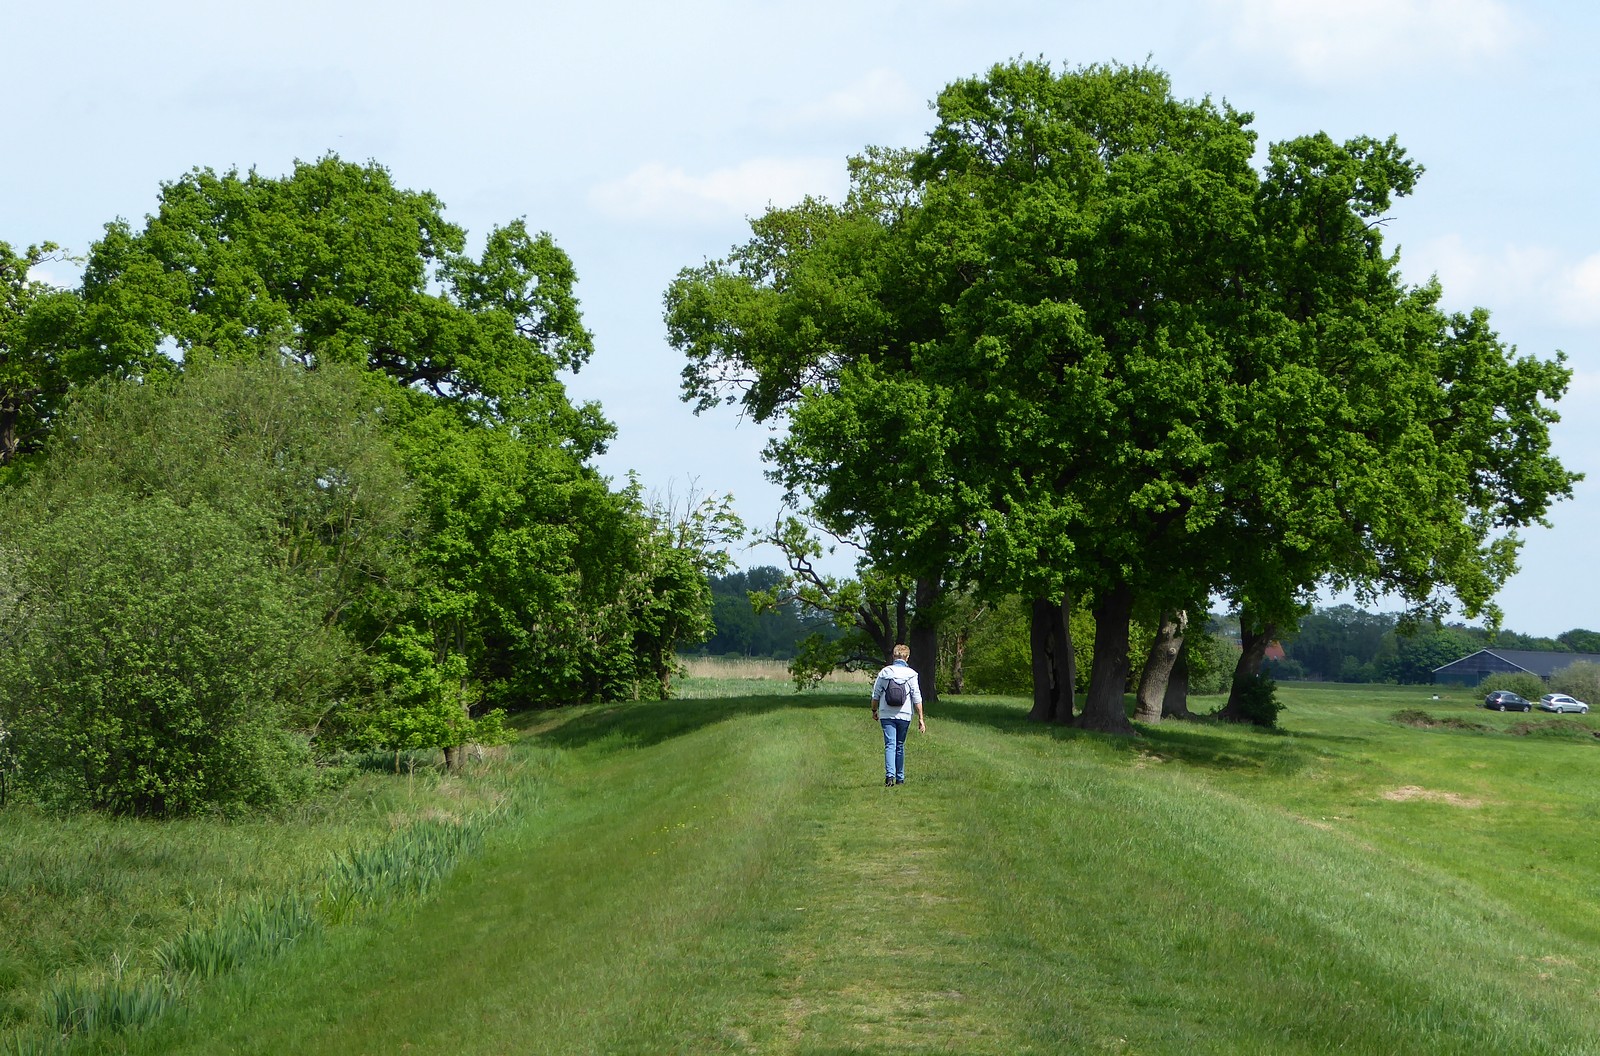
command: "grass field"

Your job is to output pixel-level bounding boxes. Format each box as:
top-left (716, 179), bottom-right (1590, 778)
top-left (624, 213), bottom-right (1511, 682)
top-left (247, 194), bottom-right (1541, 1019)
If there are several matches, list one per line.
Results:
top-left (8, 680), bottom-right (1600, 1054)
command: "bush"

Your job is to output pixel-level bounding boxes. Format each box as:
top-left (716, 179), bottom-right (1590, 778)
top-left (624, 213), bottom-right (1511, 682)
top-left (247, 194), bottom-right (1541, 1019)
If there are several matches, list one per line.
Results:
top-left (0, 496), bottom-right (324, 815)
top-left (1548, 662), bottom-right (1600, 708)
top-left (1476, 671), bottom-right (1546, 701)
top-left (1226, 674), bottom-right (1283, 728)
top-left (1186, 631), bottom-right (1238, 696)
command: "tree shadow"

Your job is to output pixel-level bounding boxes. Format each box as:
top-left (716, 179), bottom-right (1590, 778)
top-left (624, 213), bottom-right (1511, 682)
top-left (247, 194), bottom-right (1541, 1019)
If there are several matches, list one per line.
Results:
top-left (522, 691), bottom-right (1339, 779)
top-left (934, 694), bottom-right (1333, 777)
top-left (525, 692), bottom-right (854, 753)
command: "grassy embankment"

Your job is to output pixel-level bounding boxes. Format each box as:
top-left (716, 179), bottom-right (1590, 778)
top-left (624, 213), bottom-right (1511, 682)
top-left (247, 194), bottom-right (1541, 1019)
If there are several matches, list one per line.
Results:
top-left (7, 669), bottom-right (1600, 1054)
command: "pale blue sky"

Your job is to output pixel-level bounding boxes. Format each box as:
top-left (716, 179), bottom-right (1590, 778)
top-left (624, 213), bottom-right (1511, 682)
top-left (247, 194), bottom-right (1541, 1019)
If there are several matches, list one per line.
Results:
top-left (5, 0), bottom-right (1596, 635)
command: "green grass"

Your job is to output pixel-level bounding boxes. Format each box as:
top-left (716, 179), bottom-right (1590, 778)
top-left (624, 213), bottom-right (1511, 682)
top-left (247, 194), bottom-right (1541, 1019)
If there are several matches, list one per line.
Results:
top-left (11, 681), bottom-right (1600, 1054)
top-left (0, 748), bottom-right (545, 1045)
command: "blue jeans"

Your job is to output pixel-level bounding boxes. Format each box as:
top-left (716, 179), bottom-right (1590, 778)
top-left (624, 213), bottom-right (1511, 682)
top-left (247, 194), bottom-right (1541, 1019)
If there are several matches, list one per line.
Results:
top-left (881, 717), bottom-right (910, 782)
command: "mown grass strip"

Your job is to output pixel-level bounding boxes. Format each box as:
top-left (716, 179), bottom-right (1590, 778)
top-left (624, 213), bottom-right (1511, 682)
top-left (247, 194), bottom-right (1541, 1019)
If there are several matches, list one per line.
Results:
top-left (81, 688), bottom-right (1600, 1049)
top-left (17, 684), bottom-right (1600, 1054)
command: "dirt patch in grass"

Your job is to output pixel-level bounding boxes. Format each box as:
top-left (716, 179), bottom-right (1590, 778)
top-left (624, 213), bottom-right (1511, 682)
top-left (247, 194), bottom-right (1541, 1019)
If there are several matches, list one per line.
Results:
top-left (1382, 785), bottom-right (1484, 808)
top-left (1506, 718), bottom-right (1600, 740)
top-left (1390, 709), bottom-right (1491, 732)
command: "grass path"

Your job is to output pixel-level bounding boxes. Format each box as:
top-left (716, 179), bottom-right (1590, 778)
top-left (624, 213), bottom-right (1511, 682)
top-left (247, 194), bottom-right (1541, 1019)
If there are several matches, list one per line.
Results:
top-left (98, 690), bottom-right (1600, 1055)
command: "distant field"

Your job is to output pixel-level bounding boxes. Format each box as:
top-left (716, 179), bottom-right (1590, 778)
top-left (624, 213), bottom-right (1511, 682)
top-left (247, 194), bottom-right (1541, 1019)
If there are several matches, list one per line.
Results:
top-left (676, 654), bottom-right (874, 694)
top-left (8, 681), bottom-right (1600, 1054)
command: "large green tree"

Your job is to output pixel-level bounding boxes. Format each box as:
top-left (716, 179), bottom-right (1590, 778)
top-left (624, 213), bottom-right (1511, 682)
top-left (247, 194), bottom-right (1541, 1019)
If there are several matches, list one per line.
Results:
top-left (77, 156), bottom-right (718, 722)
top-left (672, 60), bottom-right (1574, 735)
top-left (0, 241), bottom-right (122, 469)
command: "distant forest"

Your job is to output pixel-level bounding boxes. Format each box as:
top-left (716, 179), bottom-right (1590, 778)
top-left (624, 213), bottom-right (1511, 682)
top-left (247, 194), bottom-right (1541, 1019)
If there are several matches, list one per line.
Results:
top-left (1262, 606), bottom-right (1600, 685)
top-left (697, 567), bottom-right (845, 659)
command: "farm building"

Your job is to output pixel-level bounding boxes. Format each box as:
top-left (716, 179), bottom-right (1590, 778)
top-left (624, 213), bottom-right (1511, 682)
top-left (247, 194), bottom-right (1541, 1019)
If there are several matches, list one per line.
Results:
top-left (1432, 649), bottom-right (1600, 686)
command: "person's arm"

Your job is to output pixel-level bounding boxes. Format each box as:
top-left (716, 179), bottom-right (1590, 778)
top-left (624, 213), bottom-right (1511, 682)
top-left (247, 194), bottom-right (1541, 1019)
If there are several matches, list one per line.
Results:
top-left (912, 674), bottom-right (926, 731)
top-left (869, 674), bottom-right (882, 717)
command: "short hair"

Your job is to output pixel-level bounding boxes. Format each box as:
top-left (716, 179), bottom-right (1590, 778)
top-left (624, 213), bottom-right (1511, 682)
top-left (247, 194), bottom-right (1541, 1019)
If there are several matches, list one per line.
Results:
top-left (892, 644), bottom-right (911, 660)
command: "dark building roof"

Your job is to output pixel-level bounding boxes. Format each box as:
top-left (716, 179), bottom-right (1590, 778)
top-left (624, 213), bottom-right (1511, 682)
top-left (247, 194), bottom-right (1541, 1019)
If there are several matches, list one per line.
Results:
top-left (1433, 649), bottom-right (1600, 684)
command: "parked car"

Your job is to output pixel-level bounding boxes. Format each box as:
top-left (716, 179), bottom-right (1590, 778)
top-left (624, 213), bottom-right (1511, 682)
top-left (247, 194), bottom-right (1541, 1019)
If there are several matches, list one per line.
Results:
top-left (1483, 691), bottom-right (1532, 712)
top-left (1537, 694), bottom-right (1590, 714)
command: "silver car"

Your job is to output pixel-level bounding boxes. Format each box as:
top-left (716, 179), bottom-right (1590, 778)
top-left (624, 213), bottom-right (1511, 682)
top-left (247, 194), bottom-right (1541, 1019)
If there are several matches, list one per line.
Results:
top-left (1537, 693), bottom-right (1590, 714)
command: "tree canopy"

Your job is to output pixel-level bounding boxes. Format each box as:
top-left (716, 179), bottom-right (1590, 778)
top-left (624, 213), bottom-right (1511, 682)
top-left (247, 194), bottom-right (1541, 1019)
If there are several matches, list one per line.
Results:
top-left (670, 59), bottom-right (1577, 733)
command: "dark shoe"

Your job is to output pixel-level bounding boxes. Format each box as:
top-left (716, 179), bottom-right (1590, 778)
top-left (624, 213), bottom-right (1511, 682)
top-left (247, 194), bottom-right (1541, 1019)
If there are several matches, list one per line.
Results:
top-left (895, 778), bottom-right (904, 785)
top-left (885, 775), bottom-right (895, 787)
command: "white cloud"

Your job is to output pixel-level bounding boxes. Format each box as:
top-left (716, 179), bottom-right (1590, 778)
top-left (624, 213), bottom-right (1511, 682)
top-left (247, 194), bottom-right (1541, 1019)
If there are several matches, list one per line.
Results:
top-left (1212, 0), bottom-right (1524, 82)
top-left (1404, 235), bottom-right (1600, 326)
top-left (777, 68), bottom-right (920, 127)
top-left (587, 157), bottom-right (845, 224)
top-left (1563, 254), bottom-right (1600, 324)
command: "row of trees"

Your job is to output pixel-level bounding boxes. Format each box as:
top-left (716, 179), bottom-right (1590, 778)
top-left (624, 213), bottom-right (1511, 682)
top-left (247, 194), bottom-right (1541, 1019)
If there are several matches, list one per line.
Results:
top-left (0, 158), bottom-right (733, 815)
top-left (667, 60), bottom-right (1577, 733)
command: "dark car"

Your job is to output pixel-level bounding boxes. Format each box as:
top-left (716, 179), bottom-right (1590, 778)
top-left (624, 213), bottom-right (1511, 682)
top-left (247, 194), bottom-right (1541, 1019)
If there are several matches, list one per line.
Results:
top-left (1483, 691), bottom-right (1532, 712)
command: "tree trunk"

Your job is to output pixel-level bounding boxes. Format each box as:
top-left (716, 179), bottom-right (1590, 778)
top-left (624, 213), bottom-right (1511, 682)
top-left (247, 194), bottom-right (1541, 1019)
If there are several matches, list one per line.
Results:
top-left (1076, 583), bottom-right (1137, 736)
top-left (949, 629), bottom-right (968, 694)
top-left (908, 577), bottom-right (941, 703)
top-left (1220, 613), bottom-right (1278, 722)
top-left (0, 406), bottom-right (16, 467)
top-left (1162, 639), bottom-right (1194, 719)
top-left (442, 744), bottom-right (459, 772)
top-left (1028, 593), bottom-right (1074, 723)
top-left (1029, 596), bottom-right (1055, 722)
top-left (1134, 610), bottom-right (1187, 724)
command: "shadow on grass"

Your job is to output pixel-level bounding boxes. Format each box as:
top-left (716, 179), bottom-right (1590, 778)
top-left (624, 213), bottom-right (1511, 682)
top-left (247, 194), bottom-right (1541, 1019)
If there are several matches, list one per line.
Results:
top-left (520, 690), bottom-right (1333, 779)
top-left (526, 692), bottom-right (858, 753)
top-left (935, 694), bottom-right (1330, 777)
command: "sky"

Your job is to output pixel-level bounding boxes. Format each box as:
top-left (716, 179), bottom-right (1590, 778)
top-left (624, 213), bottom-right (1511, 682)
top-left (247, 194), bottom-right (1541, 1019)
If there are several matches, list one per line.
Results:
top-left (4, 0), bottom-right (1596, 637)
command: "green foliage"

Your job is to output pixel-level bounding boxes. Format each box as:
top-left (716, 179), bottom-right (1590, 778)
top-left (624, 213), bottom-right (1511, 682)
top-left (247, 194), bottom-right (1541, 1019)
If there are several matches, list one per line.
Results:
top-left (0, 496), bottom-right (321, 815)
top-left (0, 357), bottom-right (425, 811)
top-left (0, 240), bottom-right (119, 472)
top-left (702, 566), bottom-right (841, 659)
top-left (1382, 625), bottom-right (1480, 685)
top-left (955, 595), bottom-right (1100, 696)
top-left (1549, 662), bottom-right (1600, 708)
top-left (1185, 629), bottom-right (1238, 696)
top-left (670, 59), bottom-right (1577, 735)
top-left (1557, 628), bottom-right (1600, 653)
top-left (61, 155), bottom-right (724, 737)
top-left (1222, 674), bottom-right (1283, 728)
top-left (1477, 672), bottom-right (1546, 701)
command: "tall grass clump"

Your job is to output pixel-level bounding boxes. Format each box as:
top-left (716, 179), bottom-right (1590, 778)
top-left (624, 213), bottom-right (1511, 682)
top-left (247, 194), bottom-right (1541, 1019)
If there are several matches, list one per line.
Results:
top-left (154, 893), bottom-right (318, 981)
top-left (37, 957), bottom-right (178, 1040)
top-left (319, 808), bottom-right (503, 925)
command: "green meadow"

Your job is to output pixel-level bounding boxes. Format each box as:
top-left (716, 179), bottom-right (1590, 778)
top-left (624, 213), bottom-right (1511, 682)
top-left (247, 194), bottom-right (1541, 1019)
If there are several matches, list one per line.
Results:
top-left (7, 678), bottom-right (1600, 1055)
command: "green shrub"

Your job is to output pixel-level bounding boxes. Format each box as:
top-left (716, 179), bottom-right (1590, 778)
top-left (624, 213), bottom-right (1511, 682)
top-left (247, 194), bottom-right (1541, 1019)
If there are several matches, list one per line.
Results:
top-left (1227, 674), bottom-right (1283, 728)
top-left (1185, 631), bottom-right (1238, 696)
top-left (0, 496), bottom-right (324, 815)
top-left (1477, 671), bottom-right (1546, 701)
top-left (1548, 662), bottom-right (1600, 708)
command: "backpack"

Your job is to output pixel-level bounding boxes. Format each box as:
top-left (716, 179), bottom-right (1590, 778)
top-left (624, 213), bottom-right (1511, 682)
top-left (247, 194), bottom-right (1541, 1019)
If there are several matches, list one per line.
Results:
top-left (883, 673), bottom-right (909, 708)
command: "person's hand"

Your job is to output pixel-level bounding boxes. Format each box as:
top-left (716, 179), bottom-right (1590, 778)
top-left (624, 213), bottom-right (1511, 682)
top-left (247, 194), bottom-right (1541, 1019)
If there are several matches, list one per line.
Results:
top-left (918, 717), bottom-right (927, 732)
